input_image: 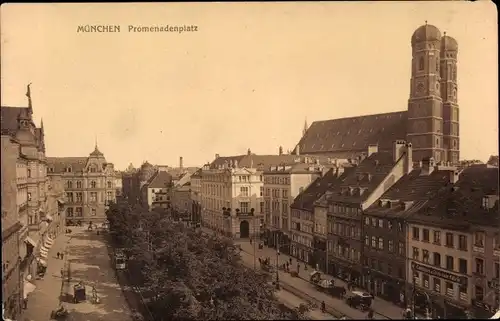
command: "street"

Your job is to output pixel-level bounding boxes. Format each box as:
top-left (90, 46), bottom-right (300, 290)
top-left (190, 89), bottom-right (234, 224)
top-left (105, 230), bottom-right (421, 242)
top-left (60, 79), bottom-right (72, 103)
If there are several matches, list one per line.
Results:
top-left (235, 238), bottom-right (408, 320)
top-left (61, 227), bottom-right (133, 321)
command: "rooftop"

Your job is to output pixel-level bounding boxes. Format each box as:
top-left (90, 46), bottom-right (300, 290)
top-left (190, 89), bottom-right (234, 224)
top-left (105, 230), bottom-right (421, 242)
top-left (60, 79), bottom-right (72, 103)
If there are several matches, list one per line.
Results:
top-left (148, 171), bottom-right (173, 189)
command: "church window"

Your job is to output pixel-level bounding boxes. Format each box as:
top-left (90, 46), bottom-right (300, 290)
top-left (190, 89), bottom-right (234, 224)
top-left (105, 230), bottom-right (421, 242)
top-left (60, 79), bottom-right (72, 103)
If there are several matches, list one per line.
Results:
top-left (418, 57), bottom-right (424, 70)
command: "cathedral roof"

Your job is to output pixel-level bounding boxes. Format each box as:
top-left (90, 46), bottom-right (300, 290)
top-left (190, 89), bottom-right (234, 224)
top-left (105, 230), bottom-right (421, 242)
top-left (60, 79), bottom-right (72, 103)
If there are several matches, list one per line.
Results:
top-left (293, 111), bottom-right (407, 157)
top-left (411, 23), bottom-right (442, 45)
top-left (441, 34), bottom-right (458, 52)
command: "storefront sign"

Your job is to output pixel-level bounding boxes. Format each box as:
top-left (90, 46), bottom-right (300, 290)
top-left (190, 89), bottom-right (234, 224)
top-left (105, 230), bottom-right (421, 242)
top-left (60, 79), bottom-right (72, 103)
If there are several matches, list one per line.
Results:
top-left (412, 262), bottom-right (466, 284)
top-left (472, 299), bottom-right (496, 314)
top-left (473, 246), bottom-right (485, 253)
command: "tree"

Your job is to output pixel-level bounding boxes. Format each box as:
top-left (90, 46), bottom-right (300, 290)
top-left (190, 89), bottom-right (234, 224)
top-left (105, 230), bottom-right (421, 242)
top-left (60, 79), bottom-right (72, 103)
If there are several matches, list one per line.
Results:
top-left (106, 202), bottom-right (305, 320)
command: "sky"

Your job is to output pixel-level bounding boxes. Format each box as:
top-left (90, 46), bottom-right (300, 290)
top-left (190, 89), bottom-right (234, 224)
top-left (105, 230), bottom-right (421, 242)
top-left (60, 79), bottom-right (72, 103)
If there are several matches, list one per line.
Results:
top-left (1, 2), bottom-right (497, 170)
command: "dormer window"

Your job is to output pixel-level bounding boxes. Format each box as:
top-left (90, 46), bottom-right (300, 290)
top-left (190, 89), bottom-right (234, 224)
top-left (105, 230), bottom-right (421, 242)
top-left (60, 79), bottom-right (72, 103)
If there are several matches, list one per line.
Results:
top-left (90, 166), bottom-right (97, 173)
top-left (49, 167), bottom-right (54, 173)
top-left (66, 166), bottom-right (72, 173)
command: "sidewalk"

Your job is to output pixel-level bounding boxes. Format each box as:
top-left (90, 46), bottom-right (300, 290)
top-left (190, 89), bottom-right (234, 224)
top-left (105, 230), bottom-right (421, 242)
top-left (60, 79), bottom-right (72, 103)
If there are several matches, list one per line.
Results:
top-left (275, 289), bottom-right (335, 320)
top-left (237, 239), bottom-right (407, 320)
top-left (22, 233), bottom-right (71, 321)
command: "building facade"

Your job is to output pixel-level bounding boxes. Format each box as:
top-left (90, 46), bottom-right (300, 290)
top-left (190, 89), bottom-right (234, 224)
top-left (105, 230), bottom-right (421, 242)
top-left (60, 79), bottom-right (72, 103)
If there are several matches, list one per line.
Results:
top-left (145, 170), bottom-right (173, 211)
top-left (47, 144), bottom-right (117, 224)
top-left (293, 23), bottom-right (460, 165)
top-left (190, 169), bottom-right (202, 224)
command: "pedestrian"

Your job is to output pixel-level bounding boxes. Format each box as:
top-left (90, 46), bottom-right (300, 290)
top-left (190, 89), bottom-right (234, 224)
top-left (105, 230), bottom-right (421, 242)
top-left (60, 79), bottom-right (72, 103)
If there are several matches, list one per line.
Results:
top-left (23, 298), bottom-right (28, 309)
top-left (56, 252), bottom-right (60, 259)
top-left (60, 253), bottom-right (64, 260)
top-left (60, 268), bottom-right (64, 279)
top-left (321, 300), bottom-right (326, 313)
top-left (250, 237), bottom-right (253, 245)
top-left (297, 263), bottom-right (300, 273)
top-left (289, 257), bottom-right (292, 264)
top-left (367, 309), bottom-right (374, 320)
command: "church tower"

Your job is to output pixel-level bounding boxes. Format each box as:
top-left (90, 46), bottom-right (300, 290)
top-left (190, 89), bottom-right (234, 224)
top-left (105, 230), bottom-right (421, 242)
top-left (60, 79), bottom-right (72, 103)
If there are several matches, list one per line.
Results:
top-left (407, 22), bottom-right (444, 163)
top-left (440, 33), bottom-right (459, 164)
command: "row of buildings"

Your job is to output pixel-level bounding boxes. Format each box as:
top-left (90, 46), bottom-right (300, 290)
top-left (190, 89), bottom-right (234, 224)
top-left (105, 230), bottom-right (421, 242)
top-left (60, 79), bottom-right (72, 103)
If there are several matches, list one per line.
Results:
top-left (1, 86), bottom-right (119, 320)
top-left (194, 23), bottom-right (500, 319)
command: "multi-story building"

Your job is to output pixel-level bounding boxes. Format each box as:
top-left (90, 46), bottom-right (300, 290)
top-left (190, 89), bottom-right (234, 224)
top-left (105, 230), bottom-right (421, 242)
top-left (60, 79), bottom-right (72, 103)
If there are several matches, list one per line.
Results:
top-left (362, 158), bottom-right (455, 306)
top-left (122, 164), bottom-right (140, 204)
top-left (406, 165), bottom-right (499, 319)
top-left (190, 169), bottom-right (202, 224)
top-left (293, 23), bottom-right (460, 165)
top-left (47, 144), bottom-right (117, 224)
top-left (172, 183), bottom-right (192, 216)
top-left (201, 150), bottom-right (298, 238)
top-left (263, 154), bottom-right (335, 252)
top-left (2, 135), bottom-right (23, 320)
top-left (146, 170), bottom-right (173, 211)
top-left (290, 166), bottom-right (352, 268)
top-left (114, 171), bottom-right (123, 199)
top-left (320, 142), bottom-right (413, 285)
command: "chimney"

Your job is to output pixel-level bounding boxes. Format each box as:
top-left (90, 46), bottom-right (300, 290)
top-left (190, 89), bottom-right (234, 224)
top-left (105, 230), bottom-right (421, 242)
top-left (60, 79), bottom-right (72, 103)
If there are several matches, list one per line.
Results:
top-left (421, 157), bottom-right (436, 176)
top-left (215, 154), bottom-right (220, 159)
top-left (295, 144), bottom-right (300, 156)
top-left (234, 160), bottom-right (239, 168)
top-left (179, 156), bottom-right (184, 170)
top-left (404, 143), bottom-right (413, 174)
top-left (368, 144), bottom-right (378, 157)
top-left (247, 148), bottom-right (251, 156)
top-left (393, 140), bottom-right (406, 162)
top-left (279, 146), bottom-right (283, 155)
top-left (449, 170), bottom-right (460, 184)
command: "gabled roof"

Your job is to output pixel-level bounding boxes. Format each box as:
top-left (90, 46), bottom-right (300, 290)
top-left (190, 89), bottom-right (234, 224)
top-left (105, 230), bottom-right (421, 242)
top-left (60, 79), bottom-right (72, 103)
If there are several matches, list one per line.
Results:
top-left (408, 165), bottom-right (500, 228)
top-left (293, 111), bottom-right (407, 156)
top-left (365, 168), bottom-right (452, 218)
top-left (148, 171), bottom-right (173, 189)
top-left (47, 157), bottom-right (89, 173)
top-left (291, 167), bottom-right (355, 211)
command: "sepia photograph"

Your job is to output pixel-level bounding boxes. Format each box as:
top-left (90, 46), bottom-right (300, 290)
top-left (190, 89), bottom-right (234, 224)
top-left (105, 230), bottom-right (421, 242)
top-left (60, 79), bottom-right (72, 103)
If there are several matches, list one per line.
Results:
top-left (1, 2), bottom-right (498, 321)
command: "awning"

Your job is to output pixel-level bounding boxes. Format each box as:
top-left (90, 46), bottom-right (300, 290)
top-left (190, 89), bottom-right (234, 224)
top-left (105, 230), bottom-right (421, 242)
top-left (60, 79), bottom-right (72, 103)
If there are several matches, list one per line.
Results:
top-left (36, 257), bottom-right (48, 267)
top-left (45, 214), bottom-right (54, 222)
top-left (39, 251), bottom-right (48, 258)
top-left (24, 236), bottom-right (37, 247)
top-left (23, 281), bottom-right (36, 299)
top-left (40, 245), bottom-right (50, 253)
top-left (57, 199), bottom-right (65, 205)
top-left (45, 237), bottom-right (54, 246)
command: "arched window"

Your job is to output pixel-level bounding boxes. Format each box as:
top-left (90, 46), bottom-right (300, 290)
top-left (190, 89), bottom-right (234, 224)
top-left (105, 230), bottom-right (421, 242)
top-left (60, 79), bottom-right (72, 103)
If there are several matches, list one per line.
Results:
top-left (436, 59), bottom-right (439, 72)
top-left (76, 181), bottom-right (82, 188)
top-left (107, 181), bottom-right (112, 189)
top-left (418, 57), bottom-right (424, 70)
top-left (67, 181), bottom-right (73, 189)
top-left (91, 181), bottom-right (97, 188)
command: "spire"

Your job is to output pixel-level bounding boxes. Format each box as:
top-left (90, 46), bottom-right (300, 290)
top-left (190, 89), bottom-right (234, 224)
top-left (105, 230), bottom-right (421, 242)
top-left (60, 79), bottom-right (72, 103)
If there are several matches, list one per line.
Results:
top-left (90, 135), bottom-right (103, 156)
top-left (303, 117), bottom-right (308, 136)
top-left (26, 83), bottom-right (33, 114)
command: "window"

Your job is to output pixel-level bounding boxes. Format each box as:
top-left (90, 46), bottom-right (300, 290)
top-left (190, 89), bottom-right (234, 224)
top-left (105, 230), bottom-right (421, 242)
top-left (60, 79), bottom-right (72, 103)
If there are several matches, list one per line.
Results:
top-left (446, 255), bottom-right (454, 270)
top-left (475, 258), bottom-right (484, 275)
top-left (76, 181), bottom-right (82, 188)
top-left (67, 208), bottom-right (74, 217)
top-left (475, 285), bottom-right (484, 301)
top-left (240, 202), bottom-right (249, 213)
top-left (446, 232), bottom-right (454, 248)
top-left (433, 252), bottom-right (441, 267)
top-left (27, 192), bottom-right (32, 201)
top-left (260, 201), bottom-right (264, 213)
top-left (282, 201), bottom-right (288, 215)
top-left (482, 197), bottom-right (489, 209)
top-left (365, 235), bottom-right (369, 246)
top-left (67, 166), bottom-right (72, 173)
top-left (399, 242), bottom-right (404, 256)
top-left (91, 208), bottom-right (96, 216)
top-left (378, 219), bottom-right (383, 228)
top-left (107, 181), bottom-right (112, 189)
top-left (107, 191), bottom-right (112, 200)
top-left (67, 181), bottom-right (73, 189)
top-left (91, 181), bottom-right (97, 188)
top-left (66, 192), bottom-right (74, 202)
top-left (495, 262), bottom-right (500, 279)
top-left (474, 231), bottom-right (485, 247)
top-left (378, 237), bottom-right (384, 250)
top-left (423, 274), bottom-right (430, 288)
top-left (371, 236), bottom-right (376, 248)
top-left (75, 207), bottom-right (82, 217)
top-left (90, 192), bottom-right (97, 202)
top-left (240, 187), bottom-right (249, 197)
top-left (418, 57), bottom-right (424, 70)
top-left (76, 192), bottom-right (83, 202)
top-left (446, 282), bottom-right (454, 297)
top-left (423, 229), bottom-right (430, 242)
top-left (433, 278), bottom-right (441, 292)
top-left (27, 169), bottom-right (31, 177)
top-left (412, 247), bottom-right (419, 260)
top-left (459, 259), bottom-right (467, 274)
top-left (365, 217), bottom-right (370, 225)
top-left (412, 227), bottom-right (420, 240)
top-left (241, 175), bottom-right (247, 182)
top-left (422, 250), bottom-right (429, 264)
top-left (433, 231), bottom-right (441, 245)
top-left (90, 166), bottom-right (96, 173)
top-left (260, 187), bottom-right (263, 197)
top-left (388, 240), bottom-right (394, 253)
top-left (372, 218), bottom-right (377, 227)
top-left (458, 235), bottom-right (467, 251)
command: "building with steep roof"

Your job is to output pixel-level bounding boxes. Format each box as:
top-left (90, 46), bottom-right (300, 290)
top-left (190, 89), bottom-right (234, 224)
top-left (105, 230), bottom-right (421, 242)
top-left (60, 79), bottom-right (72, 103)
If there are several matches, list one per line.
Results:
top-left (294, 23), bottom-right (460, 165)
top-left (144, 170), bottom-right (173, 210)
top-left (46, 144), bottom-right (117, 224)
top-left (405, 165), bottom-right (499, 319)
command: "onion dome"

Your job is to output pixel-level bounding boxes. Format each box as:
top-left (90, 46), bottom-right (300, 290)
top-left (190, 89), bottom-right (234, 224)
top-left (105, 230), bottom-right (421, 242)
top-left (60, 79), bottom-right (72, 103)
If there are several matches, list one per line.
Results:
top-left (411, 22), bottom-right (442, 45)
top-left (441, 33), bottom-right (458, 51)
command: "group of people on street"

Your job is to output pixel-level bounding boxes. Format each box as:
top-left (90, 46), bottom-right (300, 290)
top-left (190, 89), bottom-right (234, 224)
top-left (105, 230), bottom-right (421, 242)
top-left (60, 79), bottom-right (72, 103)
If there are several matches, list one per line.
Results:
top-left (56, 251), bottom-right (65, 260)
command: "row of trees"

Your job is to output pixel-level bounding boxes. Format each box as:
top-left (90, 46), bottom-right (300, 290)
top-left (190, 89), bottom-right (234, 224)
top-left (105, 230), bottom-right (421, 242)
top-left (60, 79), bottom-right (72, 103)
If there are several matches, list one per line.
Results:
top-left (105, 201), bottom-right (304, 320)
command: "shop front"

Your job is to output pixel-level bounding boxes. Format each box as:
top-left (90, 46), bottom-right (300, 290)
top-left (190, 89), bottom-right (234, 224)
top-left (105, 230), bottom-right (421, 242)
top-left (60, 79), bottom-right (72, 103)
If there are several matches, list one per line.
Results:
top-left (290, 241), bottom-right (312, 263)
top-left (333, 257), bottom-right (361, 284)
top-left (312, 237), bottom-right (327, 272)
top-left (364, 267), bottom-right (405, 305)
top-left (472, 299), bottom-right (497, 319)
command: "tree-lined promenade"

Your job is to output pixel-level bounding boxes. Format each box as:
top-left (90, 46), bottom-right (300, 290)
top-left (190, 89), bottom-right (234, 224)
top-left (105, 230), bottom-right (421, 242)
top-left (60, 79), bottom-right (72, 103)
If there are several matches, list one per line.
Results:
top-left (105, 202), bottom-right (305, 320)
